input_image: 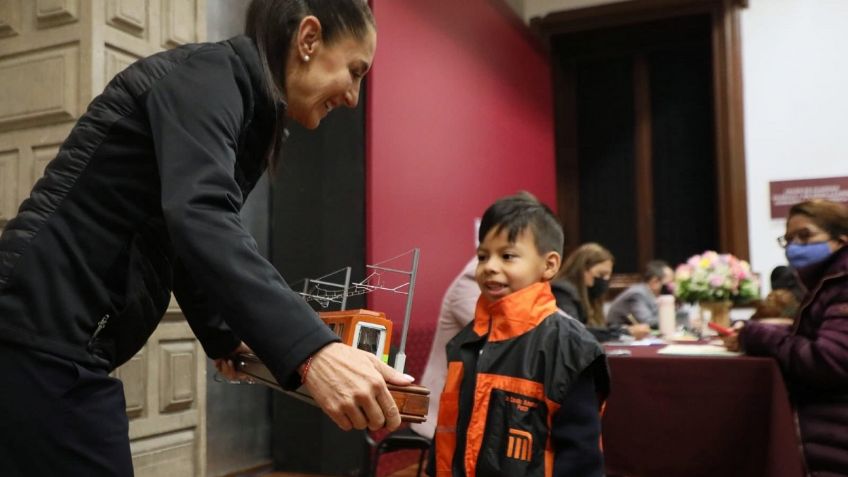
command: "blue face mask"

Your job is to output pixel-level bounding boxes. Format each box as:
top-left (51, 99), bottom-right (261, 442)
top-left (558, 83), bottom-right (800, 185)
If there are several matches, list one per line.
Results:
top-left (785, 241), bottom-right (833, 269)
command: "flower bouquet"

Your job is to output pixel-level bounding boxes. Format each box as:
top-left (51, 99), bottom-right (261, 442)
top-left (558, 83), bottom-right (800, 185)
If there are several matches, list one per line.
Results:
top-left (672, 250), bottom-right (760, 303)
top-left (672, 251), bottom-right (759, 328)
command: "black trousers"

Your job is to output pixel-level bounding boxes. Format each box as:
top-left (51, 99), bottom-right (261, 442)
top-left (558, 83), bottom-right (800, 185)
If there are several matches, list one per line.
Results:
top-left (0, 343), bottom-right (133, 476)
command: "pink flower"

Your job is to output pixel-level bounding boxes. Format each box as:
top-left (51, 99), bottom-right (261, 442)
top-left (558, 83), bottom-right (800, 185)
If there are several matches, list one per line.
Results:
top-left (673, 250), bottom-right (760, 302)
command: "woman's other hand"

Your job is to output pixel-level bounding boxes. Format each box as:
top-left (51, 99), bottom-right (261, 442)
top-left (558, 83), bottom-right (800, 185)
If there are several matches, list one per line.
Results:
top-left (301, 342), bottom-right (415, 432)
top-left (215, 341), bottom-right (255, 382)
top-left (722, 321), bottom-right (746, 352)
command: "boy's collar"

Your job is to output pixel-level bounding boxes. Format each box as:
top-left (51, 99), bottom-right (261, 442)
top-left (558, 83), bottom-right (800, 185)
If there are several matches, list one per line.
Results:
top-left (473, 281), bottom-right (558, 342)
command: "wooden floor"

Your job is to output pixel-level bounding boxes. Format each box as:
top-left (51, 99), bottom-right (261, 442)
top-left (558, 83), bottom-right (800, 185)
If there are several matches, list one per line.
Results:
top-left (260, 463), bottom-right (421, 477)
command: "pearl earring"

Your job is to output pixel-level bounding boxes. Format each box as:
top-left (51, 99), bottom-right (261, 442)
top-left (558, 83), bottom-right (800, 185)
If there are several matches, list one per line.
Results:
top-left (303, 54), bottom-right (310, 62)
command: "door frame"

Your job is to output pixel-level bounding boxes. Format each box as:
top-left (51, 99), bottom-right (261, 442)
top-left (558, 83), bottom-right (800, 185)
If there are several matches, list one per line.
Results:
top-left (533, 0), bottom-right (750, 263)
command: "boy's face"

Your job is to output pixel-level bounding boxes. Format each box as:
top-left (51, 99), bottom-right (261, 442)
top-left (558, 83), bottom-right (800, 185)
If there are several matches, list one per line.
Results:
top-left (476, 227), bottom-right (561, 303)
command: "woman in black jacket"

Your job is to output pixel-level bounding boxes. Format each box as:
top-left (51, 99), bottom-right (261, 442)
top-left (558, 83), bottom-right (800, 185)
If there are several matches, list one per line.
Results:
top-left (0, 1), bottom-right (411, 474)
top-left (552, 243), bottom-right (651, 342)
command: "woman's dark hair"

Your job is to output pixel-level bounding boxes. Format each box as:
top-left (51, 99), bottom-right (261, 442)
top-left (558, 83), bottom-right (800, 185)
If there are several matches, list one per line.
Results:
top-left (245, 0), bottom-right (375, 168)
top-left (477, 191), bottom-right (564, 256)
top-left (770, 265), bottom-right (804, 302)
top-left (788, 199), bottom-right (848, 240)
top-left (557, 243), bottom-right (614, 327)
top-left (644, 259), bottom-right (670, 281)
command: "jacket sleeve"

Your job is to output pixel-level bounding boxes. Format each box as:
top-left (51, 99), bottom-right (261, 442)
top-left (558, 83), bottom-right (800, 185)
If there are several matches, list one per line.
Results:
top-left (587, 326), bottom-right (625, 343)
top-left (629, 293), bottom-right (657, 328)
top-left (740, 304), bottom-right (848, 389)
top-left (144, 47), bottom-right (338, 389)
top-left (172, 258), bottom-right (241, 359)
top-left (551, 369), bottom-right (604, 477)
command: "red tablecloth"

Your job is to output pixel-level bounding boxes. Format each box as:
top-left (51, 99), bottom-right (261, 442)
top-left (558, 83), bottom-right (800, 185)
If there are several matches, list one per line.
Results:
top-left (602, 345), bottom-right (805, 477)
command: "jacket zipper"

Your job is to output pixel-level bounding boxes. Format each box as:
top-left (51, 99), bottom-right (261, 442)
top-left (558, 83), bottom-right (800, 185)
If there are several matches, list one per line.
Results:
top-left (453, 316), bottom-right (490, 476)
top-left (87, 313), bottom-right (110, 349)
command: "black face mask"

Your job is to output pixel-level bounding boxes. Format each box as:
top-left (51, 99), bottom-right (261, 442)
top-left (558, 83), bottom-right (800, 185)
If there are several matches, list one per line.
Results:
top-left (660, 284), bottom-right (673, 295)
top-left (588, 277), bottom-right (610, 300)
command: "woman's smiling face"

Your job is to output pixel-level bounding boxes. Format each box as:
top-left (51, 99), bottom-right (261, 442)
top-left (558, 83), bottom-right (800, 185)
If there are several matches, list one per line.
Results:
top-left (285, 18), bottom-right (376, 129)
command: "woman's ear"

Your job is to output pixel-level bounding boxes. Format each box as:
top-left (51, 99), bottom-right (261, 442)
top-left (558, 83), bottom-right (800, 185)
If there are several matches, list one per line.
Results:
top-left (296, 15), bottom-right (322, 60)
top-left (542, 252), bottom-right (561, 281)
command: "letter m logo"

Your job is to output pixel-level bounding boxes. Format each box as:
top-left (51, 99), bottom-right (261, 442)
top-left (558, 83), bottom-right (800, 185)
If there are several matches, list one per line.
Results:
top-left (506, 428), bottom-right (532, 462)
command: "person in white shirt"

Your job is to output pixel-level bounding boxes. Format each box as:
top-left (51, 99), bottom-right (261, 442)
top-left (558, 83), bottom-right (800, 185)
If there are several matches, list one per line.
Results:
top-left (410, 258), bottom-right (479, 438)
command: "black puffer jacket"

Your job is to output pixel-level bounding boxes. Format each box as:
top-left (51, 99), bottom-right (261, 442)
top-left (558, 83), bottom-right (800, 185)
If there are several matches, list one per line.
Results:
top-left (0, 36), bottom-right (338, 389)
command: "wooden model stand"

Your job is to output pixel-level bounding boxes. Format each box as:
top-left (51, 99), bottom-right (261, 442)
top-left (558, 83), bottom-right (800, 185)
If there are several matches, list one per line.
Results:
top-left (236, 308), bottom-right (429, 423)
top-left (236, 353), bottom-right (429, 423)
top-left (237, 251), bottom-right (429, 423)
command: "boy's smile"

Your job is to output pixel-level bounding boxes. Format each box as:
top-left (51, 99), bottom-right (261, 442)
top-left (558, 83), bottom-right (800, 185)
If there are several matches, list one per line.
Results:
top-left (476, 227), bottom-right (559, 303)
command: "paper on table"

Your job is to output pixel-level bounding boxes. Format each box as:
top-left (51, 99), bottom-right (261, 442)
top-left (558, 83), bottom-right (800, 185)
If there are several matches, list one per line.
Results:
top-left (610, 337), bottom-right (667, 346)
top-left (657, 344), bottom-right (742, 357)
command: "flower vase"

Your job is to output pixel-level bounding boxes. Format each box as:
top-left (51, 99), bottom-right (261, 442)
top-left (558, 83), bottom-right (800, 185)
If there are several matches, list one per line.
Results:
top-left (699, 300), bottom-right (732, 328)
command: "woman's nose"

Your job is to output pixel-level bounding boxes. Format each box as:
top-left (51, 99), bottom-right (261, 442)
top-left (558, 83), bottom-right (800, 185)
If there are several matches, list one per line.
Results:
top-left (345, 85), bottom-right (360, 108)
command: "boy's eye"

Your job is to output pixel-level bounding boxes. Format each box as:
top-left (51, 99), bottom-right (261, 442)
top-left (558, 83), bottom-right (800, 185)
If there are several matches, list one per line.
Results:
top-left (502, 253), bottom-right (516, 260)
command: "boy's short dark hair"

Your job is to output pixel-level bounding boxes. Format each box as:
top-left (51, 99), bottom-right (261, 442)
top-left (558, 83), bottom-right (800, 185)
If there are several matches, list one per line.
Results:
top-left (478, 192), bottom-right (563, 255)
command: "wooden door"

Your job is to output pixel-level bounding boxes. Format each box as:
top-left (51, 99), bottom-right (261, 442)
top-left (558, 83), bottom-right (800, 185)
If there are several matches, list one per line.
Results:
top-left (117, 299), bottom-right (207, 477)
top-left (0, 2), bottom-right (208, 475)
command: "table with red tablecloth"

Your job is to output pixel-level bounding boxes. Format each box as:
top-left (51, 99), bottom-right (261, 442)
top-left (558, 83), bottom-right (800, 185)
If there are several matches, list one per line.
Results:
top-left (602, 345), bottom-right (805, 477)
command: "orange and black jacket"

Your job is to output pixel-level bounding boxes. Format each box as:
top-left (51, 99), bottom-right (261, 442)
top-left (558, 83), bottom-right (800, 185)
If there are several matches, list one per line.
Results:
top-left (433, 281), bottom-right (609, 477)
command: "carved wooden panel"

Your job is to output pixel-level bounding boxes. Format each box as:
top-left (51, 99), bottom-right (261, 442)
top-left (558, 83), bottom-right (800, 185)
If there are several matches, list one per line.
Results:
top-left (115, 348), bottom-right (148, 419)
top-left (0, 149), bottom-right (18, 224)
top-left (161, 0), bottom-right (196, 48)
top-left (106, 0), bottom-right (147, 37)
top-left (0, 45), bottom-right (79, 131)
top-left (0, 1), bottom-right (208, 471)
top-left (104, 46), bottom-right (138, 84)
top-left (36, 0), bottom-right (79, 27)
top-left (131, 430), bottom-right (196, 477)
top-left (159, 340), bottom-right (196, 413)
top-left (0, 0), bottom-right (21, 38)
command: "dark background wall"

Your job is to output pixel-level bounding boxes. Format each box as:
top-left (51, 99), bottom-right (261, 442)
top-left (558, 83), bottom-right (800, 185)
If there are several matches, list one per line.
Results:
top-left (206, 2), bottom-right (273, 475)
top-left (366, 0), bottom-right (557, 382)
top-left (269, 85), bottom-right (369, 477)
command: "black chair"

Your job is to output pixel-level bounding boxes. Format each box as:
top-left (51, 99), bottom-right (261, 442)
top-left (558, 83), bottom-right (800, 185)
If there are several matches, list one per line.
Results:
top-left (367, 427), bottom-right (431, 477)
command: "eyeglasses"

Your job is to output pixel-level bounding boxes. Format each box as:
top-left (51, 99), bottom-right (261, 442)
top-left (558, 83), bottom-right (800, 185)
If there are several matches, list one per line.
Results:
top-left (777, 228), bottom-right (827, 248)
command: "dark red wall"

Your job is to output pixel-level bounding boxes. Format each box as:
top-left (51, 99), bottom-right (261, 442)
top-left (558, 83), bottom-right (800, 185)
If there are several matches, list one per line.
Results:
top-left (366, 0), bottom-right (556, 379)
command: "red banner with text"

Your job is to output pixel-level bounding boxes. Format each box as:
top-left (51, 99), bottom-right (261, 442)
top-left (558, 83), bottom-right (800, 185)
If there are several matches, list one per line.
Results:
top-left (770, 177), bottom-right (848, 219)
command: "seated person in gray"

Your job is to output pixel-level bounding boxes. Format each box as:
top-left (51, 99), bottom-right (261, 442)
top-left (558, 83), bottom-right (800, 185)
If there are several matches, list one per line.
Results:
top-left (607, 260), bottom-right (673, 328)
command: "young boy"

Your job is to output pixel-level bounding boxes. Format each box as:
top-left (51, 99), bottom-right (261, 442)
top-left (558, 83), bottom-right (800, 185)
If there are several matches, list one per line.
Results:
top-left (432, 192), bottom-right (609, 477)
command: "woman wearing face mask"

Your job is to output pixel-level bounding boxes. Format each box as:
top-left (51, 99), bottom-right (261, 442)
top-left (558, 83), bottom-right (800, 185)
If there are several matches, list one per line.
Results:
top-left (0, 1), bottom-right (412, 474)
top-left (552, 243), bottom-right (651, 342)
top-left (724, 199), bottom-right (848, 476)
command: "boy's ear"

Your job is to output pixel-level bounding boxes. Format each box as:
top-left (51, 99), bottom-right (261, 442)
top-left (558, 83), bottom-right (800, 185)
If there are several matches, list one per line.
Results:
top-left (542, 251), bottom-right (561, 281)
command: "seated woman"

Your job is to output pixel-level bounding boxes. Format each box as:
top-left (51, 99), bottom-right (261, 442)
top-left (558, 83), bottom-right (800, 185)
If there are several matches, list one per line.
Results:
top-left (725, 199), bottom-right (848, 476)
top-left (552, 243), bottom-right (650, 342)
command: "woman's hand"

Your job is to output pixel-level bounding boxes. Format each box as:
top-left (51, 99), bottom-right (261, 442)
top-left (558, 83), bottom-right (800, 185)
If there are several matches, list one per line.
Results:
top-left (301, 342), bottom-right (414, 432)
top-left (214, 341), bottom-right (255, 382)
top-left (627, 323), bottom-right (652, 340)
top-left (721, 321), bottom-right (746, 352)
